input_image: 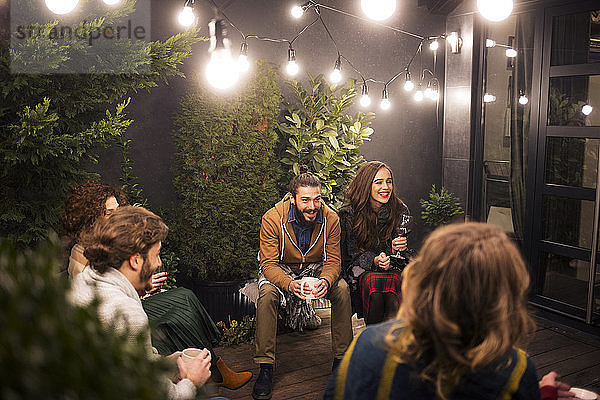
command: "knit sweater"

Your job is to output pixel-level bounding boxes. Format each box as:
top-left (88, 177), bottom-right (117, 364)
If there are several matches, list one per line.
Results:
top-left (70, 267), bottom-right (196, 400)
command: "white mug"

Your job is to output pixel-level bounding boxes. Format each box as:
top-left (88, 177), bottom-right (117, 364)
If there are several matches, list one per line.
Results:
top-left (181, 347), bottom-right (206, 364)
top-left (299, 277), bottom-right (320, 300)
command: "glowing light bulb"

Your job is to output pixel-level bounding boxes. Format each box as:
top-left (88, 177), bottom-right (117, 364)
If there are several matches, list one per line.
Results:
top-left (286, 60), bottom-right (299, 76)
top-left (477, 0), bottom-right (513, 21)
top-left (505, 48), bottom-right (517, 58)
top-left (582, 104), bottom-right (593, 116)
top-left (45, 0), bottom-right (79, 14)
top-left (102, 0), bottom-right (121, 5)
top-left (329, 69), bottom-right (342, 84)
top-left (483, 93), bottom-right (496, 103)
top-left (519, 95), bottom-right (528, 105)
top-left (446, 32), bottom-right (462, 54)
top-left (361, 0), bottom-right (397, 21)
top-left (404, 79), bottom-right (414, 92)
top-left (291, 5), bottom-right (304, 18)
top-left (414, 89), bottom-right (424, 102)
top-left (238, 54), bottom-right (249, 73)
top-left (430, 90), bottom-right (440, 101)
top-left (424, 86), bottom-right (434, 99)
top-left (360, 94), bottom-right (371, 107)
top-left (380, 98), bottom-right (391, 110)
top-left (178, 6), bottom-right (195, 27)
top-left (205, 19), bottom-right (238, 90)
top-left (486, 39), bottom-right (496, 48)
top-left (429, 40), bottom-right (439, 51)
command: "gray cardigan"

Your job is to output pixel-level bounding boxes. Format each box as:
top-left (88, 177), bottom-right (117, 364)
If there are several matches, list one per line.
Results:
top-left (70, 267), bottom-right (196, 400)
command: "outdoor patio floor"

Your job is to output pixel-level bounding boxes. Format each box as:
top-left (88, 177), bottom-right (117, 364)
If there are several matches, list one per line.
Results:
top-left (211, 308), bottom-right (600, 399)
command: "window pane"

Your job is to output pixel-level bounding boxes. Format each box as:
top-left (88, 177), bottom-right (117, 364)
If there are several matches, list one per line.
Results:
top-left (548, 75), bottom-right (600, 126)
top-left (540, 252), bottom-right (589, 309)
top-left (542, 196), bottom-right (594, 248)
top-left (551, 10), bottom-right (600, 66)
top-left (545, 137), bottom-right (600, 188)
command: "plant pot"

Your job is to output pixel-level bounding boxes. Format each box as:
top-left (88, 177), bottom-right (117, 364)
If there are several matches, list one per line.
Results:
top-left (187, 279), bottom-right (256, 324)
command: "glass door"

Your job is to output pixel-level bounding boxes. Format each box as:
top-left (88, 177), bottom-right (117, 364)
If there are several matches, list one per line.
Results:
top-left (530, 2), bottom-right (600, 324)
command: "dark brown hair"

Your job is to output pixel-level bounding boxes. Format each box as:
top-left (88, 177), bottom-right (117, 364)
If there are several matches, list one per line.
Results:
top-left (344, 161), bottom-right (407, 250)
top-left (61, 182), bottom-right (128, 243)
top-left (387, 222), bottom-right (535, 398)
top-left (81, 206), bottom-right (168, 274)
top-left (288, 164), bottom-right (321, 196)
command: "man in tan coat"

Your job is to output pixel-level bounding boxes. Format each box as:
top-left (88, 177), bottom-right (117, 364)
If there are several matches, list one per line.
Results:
top-left (252, 167), bottom-right (353, 400)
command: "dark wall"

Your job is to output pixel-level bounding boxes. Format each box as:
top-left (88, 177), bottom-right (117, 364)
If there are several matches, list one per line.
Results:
top-left (100, 0), bottom-right (445, 244)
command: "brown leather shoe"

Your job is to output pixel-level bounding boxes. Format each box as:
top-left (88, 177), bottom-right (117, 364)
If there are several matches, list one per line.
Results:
top-left (216, 357), bottom-right (253, 390)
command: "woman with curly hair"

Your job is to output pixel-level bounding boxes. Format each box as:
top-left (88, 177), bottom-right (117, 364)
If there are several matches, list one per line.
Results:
top-left (62, 182), bottom-right (128, 277)
top-left (326, 222), bottom-right (574, 400)
top-left (339, 161), bottom-right (410, 324)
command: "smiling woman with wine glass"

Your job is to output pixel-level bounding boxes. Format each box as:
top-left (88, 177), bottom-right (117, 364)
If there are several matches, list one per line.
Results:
top-left (339, 161), bottom-right (411, 325)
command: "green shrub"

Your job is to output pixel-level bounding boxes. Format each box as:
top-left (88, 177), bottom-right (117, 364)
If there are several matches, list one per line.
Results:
top-left (172, 60), bottom-right (282, 281)
top-left (420, 185), bottom-right (464, 227)
top-left (0, 236), bottom-right (172, 399)
top-left (279, 74), bottom-right (374, 210)
top-left (216, 316), bottom-right (256, 346)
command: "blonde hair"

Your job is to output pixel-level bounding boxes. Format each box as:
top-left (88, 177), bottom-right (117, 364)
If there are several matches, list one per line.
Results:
top-left (387, 222), bottom-right (535, 398)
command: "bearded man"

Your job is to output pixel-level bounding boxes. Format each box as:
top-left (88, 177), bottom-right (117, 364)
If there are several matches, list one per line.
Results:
top-left (71, 206), bottom-right (211, 399)
top-left (251, 166), bottom-right (353, 400)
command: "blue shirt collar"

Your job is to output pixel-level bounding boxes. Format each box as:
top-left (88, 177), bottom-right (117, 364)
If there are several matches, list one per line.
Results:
top-left (288, 203), bottom-right (323, 224)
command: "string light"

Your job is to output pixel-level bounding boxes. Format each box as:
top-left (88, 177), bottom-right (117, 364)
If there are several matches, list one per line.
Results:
top-left (178, 1), bottom-right (196, 27)
top-left (205, 19), bottom-right (239, 89)
top-left (486, 39), bottom-right (496, 48)
top-left (45, 0), bottom-right (79, 14)
top-left (414, 84), bottom-right (424, 102)
top-left (361, 0), bottom-right (397, 21)
top-left (446, 32), bottom-right (462, 54)
top-left (403, 71), bottom-right (414, 91)
top-left (483, 93), bottom-right (496, 103)
top-left (238, 41), bottom-right (250, 73)
top-left (291, 5), bottom-right (305, 18)
top-left (286, 47), bottom-right (299, 76)
top-left (380, 86), bottom-right (391, 110)
top-left (429, 40), bottom-right (439, 51)
top-left (582, 104), bottom-right (593, 116)
top-left (477, 0), bottom-right (513, 22)
top-left (518, 91), bottom-right (528, 105)
top-left (360, 82), bottom-right (371, 107)
top-left (329, 56), bottom-right (342, 84)
top-left (505, 48), bottom-right (517, 57)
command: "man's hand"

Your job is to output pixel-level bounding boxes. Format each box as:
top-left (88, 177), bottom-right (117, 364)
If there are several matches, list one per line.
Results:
top-left (391, 236), bottom-right (408, 253)
top-left (539, 371), bottom-right (576, 399)
top-left (177, 348), bottom-right (211, 387)
top-left (147, 272), bottom-right (167, 294)
top-left (288, 279), bottom-right (306, 299)
top-left (312, 279), bottom-right (328, 299)
top-left (374, 252), bottom-right (391, 270)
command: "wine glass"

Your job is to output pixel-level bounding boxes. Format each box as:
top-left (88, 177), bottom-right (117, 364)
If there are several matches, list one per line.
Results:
top-left (390, 214), bottom-right (412, 259)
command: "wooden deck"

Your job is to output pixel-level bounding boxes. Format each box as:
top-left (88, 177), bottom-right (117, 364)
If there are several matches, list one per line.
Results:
top-left (210, 308), bottom-right (600, 399)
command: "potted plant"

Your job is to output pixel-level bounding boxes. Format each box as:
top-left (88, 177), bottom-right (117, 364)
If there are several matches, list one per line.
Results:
top-left (172, 60), bottom-right (282, 322)
top-left (420, 185), bottom-right (464, 228)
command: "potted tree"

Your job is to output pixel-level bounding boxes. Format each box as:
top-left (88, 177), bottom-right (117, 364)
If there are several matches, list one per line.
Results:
top-left (420, 185), bottom-right (464, 229)
top-left (172, 61), bottom-right (282, 323)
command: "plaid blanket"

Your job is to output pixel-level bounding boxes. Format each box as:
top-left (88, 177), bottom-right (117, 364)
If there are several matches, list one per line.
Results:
top-left (359, 271), bottom-right (402, 316)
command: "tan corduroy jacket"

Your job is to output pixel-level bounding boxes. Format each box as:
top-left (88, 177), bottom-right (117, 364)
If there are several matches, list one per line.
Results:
top-left (259, 193), bottom-right (341, 292)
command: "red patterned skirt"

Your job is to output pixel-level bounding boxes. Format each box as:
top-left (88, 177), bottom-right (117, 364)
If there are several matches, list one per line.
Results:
top-left (359, 271), bottom-right (403, 316)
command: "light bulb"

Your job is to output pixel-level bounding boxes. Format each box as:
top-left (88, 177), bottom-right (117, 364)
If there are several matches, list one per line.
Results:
top-left (206, 49), bottom-right (239, 89)
top-left (404, 79), bottom-right (414, 92)
top-left (430, 90), bottom-right (440, 101)
top-left (483, 93), bottom-right (496, 103)
top-left (178, 6), bottom-right (195, 27)
top-left (360, 94), bottom-right (371, 107)
top-left (477, 0), bottom-right (513, 22)
top-left (45, 0), bottom-right (79, 14)
top-left (582, 104), bottom-right (593, 116)
top-left (424, 86), bottom-right (434, 99)
top-left (486, 39), bottom-right (496, 48)
top-left (429, 40), bottom-right (439, 51)
top-left (505, 48), bottom-right (517, 58)
top-left (519, 95), bottom-right (528, 105)
top-left (447, 32), bottom-right (462, 54)
top-left (414, 89), bottom-right (424, 102)
top-left (238, 54), bottom-right (250, 73)
top-left (361, 0), bottom-right (397, 21)
top-left (102, 0), bottom-right (121, 5)
top-left (286, 60), bottom-right (299, 76)
top-left (291, 5), bottom-right (304, 18)
top-left (380, 98), bottom-right (391, 110)
top-left (329, 69), bottom-right (342, 84)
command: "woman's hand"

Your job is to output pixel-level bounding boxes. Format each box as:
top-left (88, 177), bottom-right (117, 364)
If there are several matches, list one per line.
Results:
top-left (374, 252), bottom-right (391, 270)
top-left (391, 236), bottom-right (408, 253)
top-left (177, 348), bottom-right (211, 387)
top-left (147, 272), bottom-right (167, 294)
top-left (539, 371), bottom-right (576, 399)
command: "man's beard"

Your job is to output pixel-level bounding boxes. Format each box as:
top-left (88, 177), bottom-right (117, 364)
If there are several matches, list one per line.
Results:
top-left (295, 204), bottom-right (318, 228)
top-left (140, 257), bottom-right (155, 292)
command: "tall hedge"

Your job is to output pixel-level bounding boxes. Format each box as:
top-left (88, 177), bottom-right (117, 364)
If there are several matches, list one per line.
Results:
top-left (173, 60), bottom-right (282, 281)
